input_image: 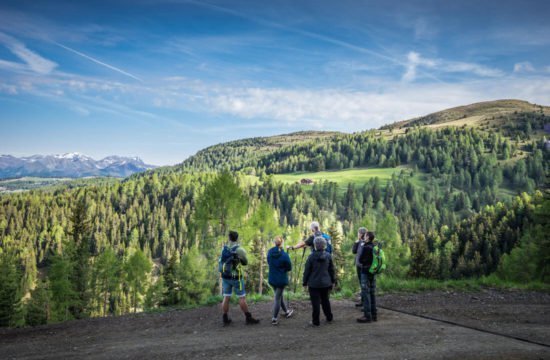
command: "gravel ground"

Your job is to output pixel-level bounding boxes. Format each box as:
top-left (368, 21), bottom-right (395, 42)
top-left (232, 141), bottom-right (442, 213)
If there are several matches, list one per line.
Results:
top-left (1, 289), bottom-right (549, 359)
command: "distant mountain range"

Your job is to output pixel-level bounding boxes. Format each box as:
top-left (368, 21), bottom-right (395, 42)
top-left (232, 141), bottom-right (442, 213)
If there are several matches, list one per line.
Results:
top-left (0, 153), bottom-right (156, 179)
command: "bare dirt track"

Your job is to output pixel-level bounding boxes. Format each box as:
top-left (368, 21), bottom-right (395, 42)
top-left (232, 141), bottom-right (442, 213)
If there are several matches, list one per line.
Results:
top-left (1, 290), bottom-right (549, 360)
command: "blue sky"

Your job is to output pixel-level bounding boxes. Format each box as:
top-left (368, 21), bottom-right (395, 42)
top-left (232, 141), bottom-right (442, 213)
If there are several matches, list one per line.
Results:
top-left (0, 0), bottom-right (549, 165)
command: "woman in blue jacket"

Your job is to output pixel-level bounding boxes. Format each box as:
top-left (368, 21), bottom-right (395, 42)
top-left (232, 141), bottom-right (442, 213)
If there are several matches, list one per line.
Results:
top-left (267, 236), bottom-right (294, 325)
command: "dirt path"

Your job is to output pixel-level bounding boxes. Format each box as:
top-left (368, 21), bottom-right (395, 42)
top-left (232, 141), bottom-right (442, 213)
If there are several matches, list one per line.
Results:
top-left (1, 290), bottom-right (549, 359)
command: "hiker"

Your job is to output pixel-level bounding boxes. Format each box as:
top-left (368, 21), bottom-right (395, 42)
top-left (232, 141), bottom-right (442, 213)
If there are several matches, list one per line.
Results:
top-left (352, 227), bottom-right (368, 308)
top-left (267, 236), bottom-right (294, 325)
top-left (288, 221), bottom-right (332, 253)
top-left (356, 231), bottom-right (378, 323)
top-left (303, 235), bottom-right (335, 327)
top-left (219, 231), bottom-right (260, 326)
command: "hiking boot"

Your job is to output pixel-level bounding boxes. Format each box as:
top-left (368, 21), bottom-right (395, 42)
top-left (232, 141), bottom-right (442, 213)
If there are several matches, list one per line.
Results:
top-left (222, 314), bottom-right (232, 326)
top-left (355, 302), bottom-right (363, 308)
top-left (271, 318), bottom-right (279, 326)
top-left (284, 309), bottom-right (294, 318)
top-left (372, 314), bottom-right (378, 322)
top-left (357, 316), bottom-right (372, 323)
top-left (245, 312), bottom-right (260, 325)
top-left (306, 321), bottom-right (320, 328)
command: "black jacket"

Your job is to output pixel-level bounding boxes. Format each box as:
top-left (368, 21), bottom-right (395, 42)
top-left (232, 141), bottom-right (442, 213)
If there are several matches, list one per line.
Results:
top-left (303, 250), bottom-right (335, 288)
top-left (357, 241), bottom-right (375, 274)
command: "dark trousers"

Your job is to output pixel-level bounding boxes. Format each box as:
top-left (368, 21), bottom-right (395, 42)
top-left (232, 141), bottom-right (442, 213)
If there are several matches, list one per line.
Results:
top-left (272, 286), bottom-right (288, 319)
top-left (356, 266), bottom-right (362, 303)
top-left (308, 286), bottom-right (333, 326)
top-left (360, 272), bottom-right (376, 318)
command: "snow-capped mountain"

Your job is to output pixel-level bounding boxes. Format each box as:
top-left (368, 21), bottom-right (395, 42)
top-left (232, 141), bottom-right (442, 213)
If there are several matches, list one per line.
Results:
top-left (0, 153), bottom-right (156, 179)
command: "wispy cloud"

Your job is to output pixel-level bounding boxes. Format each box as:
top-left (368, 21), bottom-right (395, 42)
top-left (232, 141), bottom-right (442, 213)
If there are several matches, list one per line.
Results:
top-left (184, 0), bottom-right (443, 83)
top-left (514, 61), bottom-right (535, 73)
top-left (402, 51), bottom-right (503, 82)
top-left (54, 42), bottom-right (143, 82)
top-left (0, 32), bottom-right (57, 74)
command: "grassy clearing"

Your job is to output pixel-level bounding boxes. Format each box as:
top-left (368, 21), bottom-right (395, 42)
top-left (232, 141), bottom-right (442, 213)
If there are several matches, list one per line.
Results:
top-left (270, 167), bottom-right (417, 192)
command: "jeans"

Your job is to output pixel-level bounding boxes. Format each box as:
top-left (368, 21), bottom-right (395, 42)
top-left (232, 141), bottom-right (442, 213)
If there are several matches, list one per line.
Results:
top-left (308, 287), bottom-right (333, 326)
top-left (356, 267), bottom-right (362, 303)
top-left (272, 286), bottom-right (288, 319)
top-left (360, 272), bottom-right (376, 318)
top-left (222, 278), bottom-right (246, 297)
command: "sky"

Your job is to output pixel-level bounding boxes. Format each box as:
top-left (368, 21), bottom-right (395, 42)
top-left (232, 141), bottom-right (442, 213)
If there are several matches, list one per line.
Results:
top-left (0, 0), bottom-right (549, 165)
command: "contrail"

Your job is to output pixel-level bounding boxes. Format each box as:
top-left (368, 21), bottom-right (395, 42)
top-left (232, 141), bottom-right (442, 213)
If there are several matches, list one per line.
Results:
top-left (54, 42), bottom-right (143, 82)
top-left (185, 0), bottom-right (443, 83)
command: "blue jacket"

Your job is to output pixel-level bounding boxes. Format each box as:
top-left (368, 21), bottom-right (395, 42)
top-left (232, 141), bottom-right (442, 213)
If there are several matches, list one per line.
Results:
top-left (267, 246), bottom-right (292, 287)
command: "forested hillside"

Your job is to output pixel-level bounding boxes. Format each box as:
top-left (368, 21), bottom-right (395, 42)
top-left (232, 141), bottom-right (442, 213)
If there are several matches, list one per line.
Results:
top-left (0, 100), bottom-right (548, 327)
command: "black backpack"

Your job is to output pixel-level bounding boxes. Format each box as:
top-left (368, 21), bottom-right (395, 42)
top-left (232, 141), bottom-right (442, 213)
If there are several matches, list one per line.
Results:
top-left (218, 245), bottom-right (242, 279)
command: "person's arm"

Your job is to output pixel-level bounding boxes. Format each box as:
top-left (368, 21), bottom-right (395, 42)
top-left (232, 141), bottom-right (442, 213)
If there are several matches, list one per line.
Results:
top-left (302, 256), bottom-right (312, 286)
top-left (286, 253), bottom-right (292, 272)
top-left (289, 240), bottom-right (306, 250)
top-left (236, 247), bottom-right (248, 266)
top-left (352, 241), bottom-right (360, 254)
top-left (328, 256), bottom-right (336, 285)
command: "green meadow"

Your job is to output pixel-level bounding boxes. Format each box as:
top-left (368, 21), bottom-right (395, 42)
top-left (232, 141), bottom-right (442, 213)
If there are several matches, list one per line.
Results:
top-left (271, 167), bottom-right (415, 192)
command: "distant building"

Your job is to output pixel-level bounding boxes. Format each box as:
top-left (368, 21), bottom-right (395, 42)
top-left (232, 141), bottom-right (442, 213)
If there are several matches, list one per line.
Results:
top-left (300, 178), bottom-right (314, 185)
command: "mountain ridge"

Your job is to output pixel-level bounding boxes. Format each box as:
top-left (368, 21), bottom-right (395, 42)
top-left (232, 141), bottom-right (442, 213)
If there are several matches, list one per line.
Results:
top-left (0, 153), bottom-right (156, 179)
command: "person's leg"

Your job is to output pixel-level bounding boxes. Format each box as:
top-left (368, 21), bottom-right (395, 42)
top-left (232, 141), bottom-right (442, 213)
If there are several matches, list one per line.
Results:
top-left (272, 287), bottom-right (282, 319)
top-left (320, 287), bottom-right (333, 322)
top-left (360, 272), bottom-right (372, 319)
top-left (279, 287), bottom-right (288, 314)
top-left (238, 296), bottom-right (250, 313)
top-left (222, 296), bottom-right (230, 314)
top-left (369, 274), bottom-right (377, 320)
top-left (235, 279), bottom-right (259, 324)
top-left (356, 266), bottom-right (363, 306)
top-left (309, 287), bottom-right (321, 326)
top-left (221, 279), bottom-right (233, 325)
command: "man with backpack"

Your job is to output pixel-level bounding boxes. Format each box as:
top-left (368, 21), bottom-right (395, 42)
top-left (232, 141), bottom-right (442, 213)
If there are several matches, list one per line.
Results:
top-left (352, 227), bottom-right (368, 308)
top-left (288, 221), bottom-right (332, 254)
top-left (219, 231), bottom-right (260, 326)
top-left (356, 231), bottom-right (378, 323)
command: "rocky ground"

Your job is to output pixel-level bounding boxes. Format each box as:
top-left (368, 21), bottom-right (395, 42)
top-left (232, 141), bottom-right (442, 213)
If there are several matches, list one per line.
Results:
top-left (1, 289), bottom-right (549, 359)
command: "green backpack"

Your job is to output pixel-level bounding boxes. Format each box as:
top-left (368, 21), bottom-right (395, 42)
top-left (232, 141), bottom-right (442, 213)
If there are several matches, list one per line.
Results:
top-left (369, 243), bottom-right (386, 274)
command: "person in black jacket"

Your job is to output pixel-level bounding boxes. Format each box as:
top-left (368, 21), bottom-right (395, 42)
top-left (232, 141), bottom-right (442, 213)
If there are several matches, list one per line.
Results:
top-left (356, 231), bottom-right (377, 323)
top-left (303, 235), bottom-right (335, 327)
top-left (352, 227), bottom-right (368, 308)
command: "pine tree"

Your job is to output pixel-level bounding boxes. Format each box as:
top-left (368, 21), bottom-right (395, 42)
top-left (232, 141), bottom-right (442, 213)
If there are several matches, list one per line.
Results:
top-left (177, 247), bottom-right (210, 306)
top-left (93, 248), bottom-right (120, 316)
top-left (163, 251), bottom-right (180, 305)
top-left (68, 197), bottom-right (91, 319)
top-left (0, 252), bottom-right (21, 327)
top-left (124, 249), bottom-right (152, 314)
top-left (49, 254), bottom-right (77, 322)
top-left (25, 279), bottom-right (50, 326)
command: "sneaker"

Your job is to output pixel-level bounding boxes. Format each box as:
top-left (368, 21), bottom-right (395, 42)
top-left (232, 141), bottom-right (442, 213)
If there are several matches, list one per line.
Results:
top-left (246, 316), bottom-right (260, 325)
top-left (357, 316), bottom-right (372, 323)
top-left (271, 318), bottom-right (279, 326)
top-left (306, 321), bottom-right (320, 328)
top-left (284, 309), bottom-right (294, 318)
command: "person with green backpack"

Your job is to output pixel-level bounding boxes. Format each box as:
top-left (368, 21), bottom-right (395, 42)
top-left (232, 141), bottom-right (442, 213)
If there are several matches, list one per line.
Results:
top-left (219, 231), bottom-right (260, 326)
top-left (356, 231), bottom-right (385, 323)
